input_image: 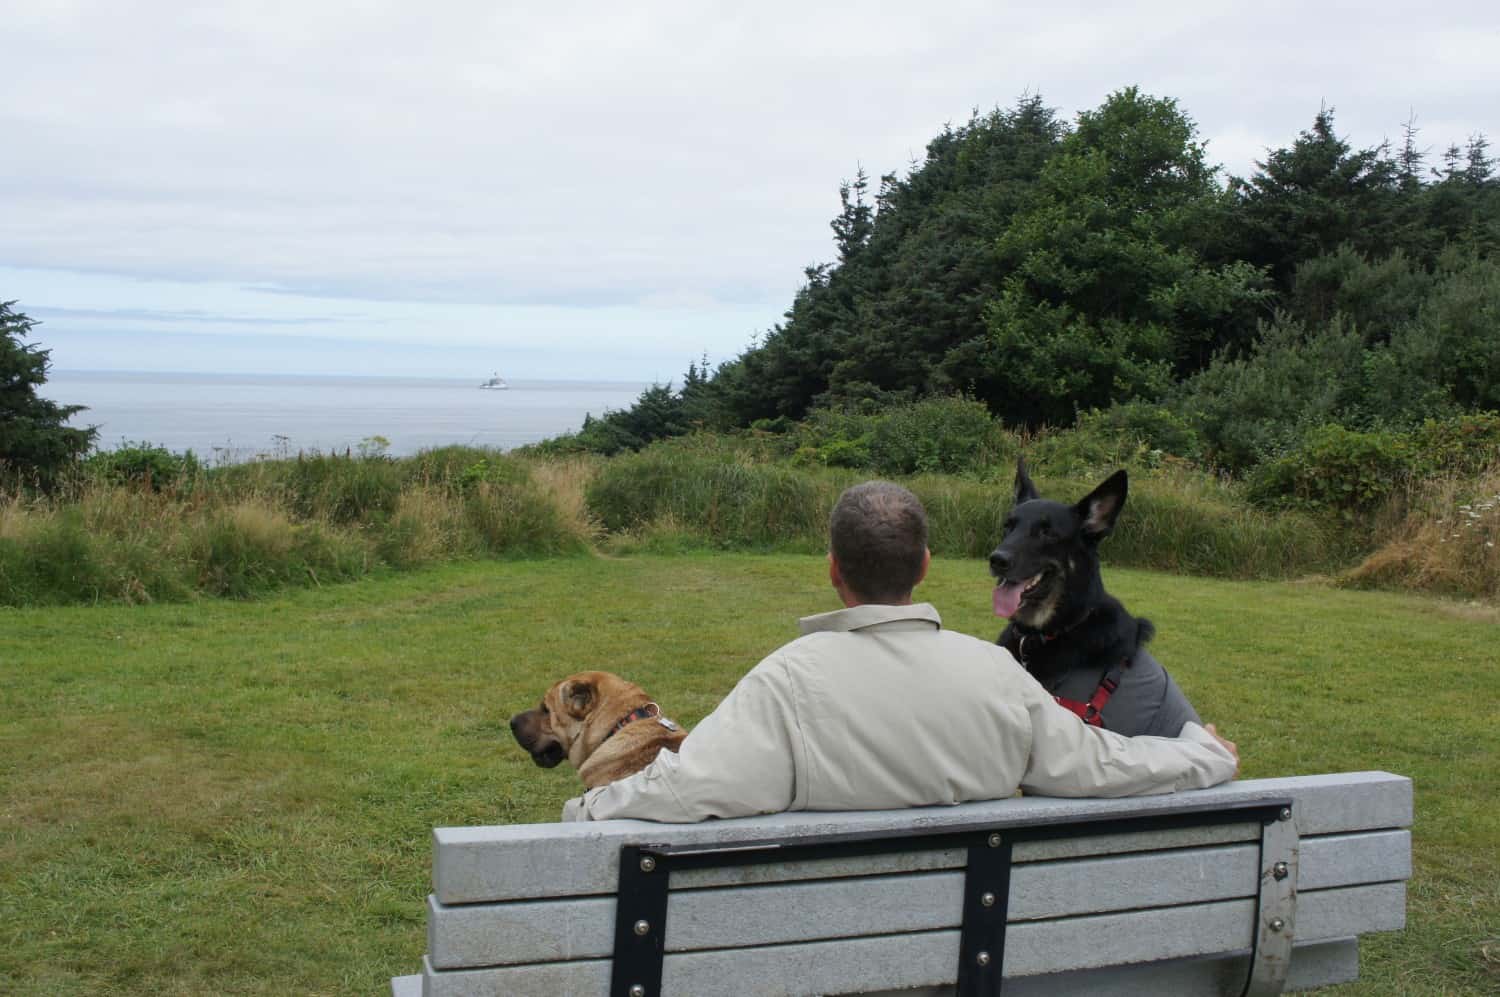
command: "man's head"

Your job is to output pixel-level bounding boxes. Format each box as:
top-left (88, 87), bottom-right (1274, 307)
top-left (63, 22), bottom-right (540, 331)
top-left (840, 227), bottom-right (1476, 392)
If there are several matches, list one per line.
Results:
top-left (828, 481), bottom-right (930, 605)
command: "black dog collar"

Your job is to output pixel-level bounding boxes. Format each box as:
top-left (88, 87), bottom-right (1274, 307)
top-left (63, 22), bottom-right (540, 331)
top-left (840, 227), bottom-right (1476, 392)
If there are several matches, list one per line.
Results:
top-left (1013, 609), bottom-right (1095, 664)
top-left (602, 702), bottom-right (679, 743)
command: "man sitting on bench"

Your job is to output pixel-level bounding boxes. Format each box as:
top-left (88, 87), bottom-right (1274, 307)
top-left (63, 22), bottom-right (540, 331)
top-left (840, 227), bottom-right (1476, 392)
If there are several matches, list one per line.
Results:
top-left (565, 481), bottom-right (1238, 823)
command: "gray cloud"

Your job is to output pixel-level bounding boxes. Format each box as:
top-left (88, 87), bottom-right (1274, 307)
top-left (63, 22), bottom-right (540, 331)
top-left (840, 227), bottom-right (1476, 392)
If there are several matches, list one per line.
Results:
top-left (2, 1), bottom-right (1497, 355)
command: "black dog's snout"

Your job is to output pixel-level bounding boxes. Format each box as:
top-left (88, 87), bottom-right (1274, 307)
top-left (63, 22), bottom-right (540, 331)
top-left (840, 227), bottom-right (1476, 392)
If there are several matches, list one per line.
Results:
top-left (509, 715), bottom-right (523, 734)
top-left (989, 549), bottom-right (1011, 576)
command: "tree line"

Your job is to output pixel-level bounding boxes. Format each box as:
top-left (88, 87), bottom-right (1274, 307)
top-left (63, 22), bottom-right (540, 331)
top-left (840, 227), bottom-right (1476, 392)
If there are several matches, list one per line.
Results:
top-left (545, 89), bottom-right (1499, 474)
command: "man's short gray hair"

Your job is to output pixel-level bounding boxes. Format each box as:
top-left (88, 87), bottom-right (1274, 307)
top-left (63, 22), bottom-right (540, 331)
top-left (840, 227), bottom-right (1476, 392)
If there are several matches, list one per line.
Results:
top-left (829, 481), bottom-right (929, 604)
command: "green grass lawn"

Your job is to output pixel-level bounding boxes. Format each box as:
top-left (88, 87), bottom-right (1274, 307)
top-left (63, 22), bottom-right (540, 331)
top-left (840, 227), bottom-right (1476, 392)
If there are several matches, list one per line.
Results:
top-left (2, 553), bottom-right (1497, 994)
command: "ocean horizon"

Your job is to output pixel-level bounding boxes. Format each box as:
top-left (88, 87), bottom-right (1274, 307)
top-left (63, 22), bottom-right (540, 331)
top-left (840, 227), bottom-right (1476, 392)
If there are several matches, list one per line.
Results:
top-left (40, 369), bottom-right (651, 460)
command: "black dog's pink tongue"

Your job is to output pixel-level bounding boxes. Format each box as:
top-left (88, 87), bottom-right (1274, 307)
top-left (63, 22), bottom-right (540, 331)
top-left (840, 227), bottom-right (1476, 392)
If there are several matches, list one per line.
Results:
top-left (993, 581), bottom-right (1024, 618)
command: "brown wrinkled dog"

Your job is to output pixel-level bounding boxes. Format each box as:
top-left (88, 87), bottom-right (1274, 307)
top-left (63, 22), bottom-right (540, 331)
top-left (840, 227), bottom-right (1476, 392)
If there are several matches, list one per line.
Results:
top-left (509, 670), bottom-right (687, 789)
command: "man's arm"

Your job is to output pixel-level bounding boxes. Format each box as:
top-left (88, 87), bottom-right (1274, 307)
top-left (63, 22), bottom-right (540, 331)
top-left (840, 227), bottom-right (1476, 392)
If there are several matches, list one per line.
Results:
top-left (1019, 687), bottom-right (1239, 798)
top-left (563, 656), bottom-right (801, 822)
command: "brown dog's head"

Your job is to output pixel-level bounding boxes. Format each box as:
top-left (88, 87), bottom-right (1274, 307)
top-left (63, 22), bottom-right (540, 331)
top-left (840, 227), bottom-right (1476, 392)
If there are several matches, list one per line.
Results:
top-left (509, 670), bottom-right (643, 770)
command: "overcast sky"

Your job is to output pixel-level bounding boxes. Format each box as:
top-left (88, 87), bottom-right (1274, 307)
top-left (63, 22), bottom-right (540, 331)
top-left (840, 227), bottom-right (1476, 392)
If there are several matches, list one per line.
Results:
top-left (4, 1), bottom-right (1497, 381)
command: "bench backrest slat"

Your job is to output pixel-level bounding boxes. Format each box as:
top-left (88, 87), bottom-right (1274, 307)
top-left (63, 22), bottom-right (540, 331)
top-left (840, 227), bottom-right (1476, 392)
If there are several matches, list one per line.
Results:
top-left (426, 828), bottom-right (1407, 970)
top-left (432, 771), bottom-right (1411, 905)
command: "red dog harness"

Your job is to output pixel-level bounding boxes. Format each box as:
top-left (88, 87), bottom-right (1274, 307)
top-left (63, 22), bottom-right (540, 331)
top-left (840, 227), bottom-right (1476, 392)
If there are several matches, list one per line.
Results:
top-left (1054, 658), bottom-right (1131, 728)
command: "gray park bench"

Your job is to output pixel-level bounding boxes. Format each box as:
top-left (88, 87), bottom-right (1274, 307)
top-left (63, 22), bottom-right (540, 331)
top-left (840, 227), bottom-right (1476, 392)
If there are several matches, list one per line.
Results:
top-left (390, 771), bottom-right (1411, 996)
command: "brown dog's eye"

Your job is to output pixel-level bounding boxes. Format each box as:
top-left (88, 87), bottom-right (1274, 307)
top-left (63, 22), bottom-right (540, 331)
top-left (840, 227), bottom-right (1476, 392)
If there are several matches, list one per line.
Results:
top-left (540, 703), bottom-right (549, 715)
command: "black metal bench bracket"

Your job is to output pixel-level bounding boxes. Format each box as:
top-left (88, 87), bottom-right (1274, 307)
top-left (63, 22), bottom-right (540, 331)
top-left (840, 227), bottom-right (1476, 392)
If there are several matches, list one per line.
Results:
top-left (608, 797), bottom-right (1294, 997)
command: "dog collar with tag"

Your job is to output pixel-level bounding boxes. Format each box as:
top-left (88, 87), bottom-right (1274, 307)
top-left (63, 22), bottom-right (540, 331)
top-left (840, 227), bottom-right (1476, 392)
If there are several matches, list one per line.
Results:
top-left (604, 702), bottom-right (680, 743)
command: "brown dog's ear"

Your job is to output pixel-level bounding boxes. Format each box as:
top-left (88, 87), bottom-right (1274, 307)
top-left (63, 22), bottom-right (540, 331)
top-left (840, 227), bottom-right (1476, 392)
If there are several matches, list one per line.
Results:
top-left (563, 679), bottom-right (595, 718)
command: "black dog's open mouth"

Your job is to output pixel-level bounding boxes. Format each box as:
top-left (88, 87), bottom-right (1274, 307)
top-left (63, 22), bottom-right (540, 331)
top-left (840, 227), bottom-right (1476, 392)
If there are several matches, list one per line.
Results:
top-left (993, 570), bottom-right (1046, 618)
top-left (529, 742), bottom-right (566, 768)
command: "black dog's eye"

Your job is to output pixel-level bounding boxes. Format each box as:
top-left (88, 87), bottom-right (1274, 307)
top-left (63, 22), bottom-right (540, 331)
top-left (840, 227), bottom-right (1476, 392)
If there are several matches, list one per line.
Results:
top-left (1003, 517), bottom-right (1017, 532)
top-left (1034, 522), bottom-right (1054, 538)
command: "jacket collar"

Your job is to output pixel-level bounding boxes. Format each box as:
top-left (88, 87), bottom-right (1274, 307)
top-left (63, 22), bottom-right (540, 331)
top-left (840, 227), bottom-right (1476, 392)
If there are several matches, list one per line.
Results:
top-left (798, 602), bottom-right (942, 635)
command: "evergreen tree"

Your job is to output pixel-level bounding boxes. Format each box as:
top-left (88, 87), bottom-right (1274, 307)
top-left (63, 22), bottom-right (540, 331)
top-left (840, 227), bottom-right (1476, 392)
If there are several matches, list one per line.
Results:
top-left (0, 301), bottom-right (95, 479)
top-left (1225, 107), bottom-right (1401, 289)
top-left (965, 88), bottom-right (1269, 427)
top-left (723, 95), bottom-right (1068, 425)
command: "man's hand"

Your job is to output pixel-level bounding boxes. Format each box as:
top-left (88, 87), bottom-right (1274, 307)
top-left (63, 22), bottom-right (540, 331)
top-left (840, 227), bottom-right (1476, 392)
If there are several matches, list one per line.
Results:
top-left (1204, 723), bottom-right (1239, 777)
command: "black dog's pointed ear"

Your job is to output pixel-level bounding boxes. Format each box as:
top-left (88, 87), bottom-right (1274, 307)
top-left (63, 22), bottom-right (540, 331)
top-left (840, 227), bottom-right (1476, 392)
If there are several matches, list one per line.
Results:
top-left (1075, 469), bottom-right (1128, 542)
top-left (563, 680), bottom-right (595, 718)
top-left (1014, 457), bottom-right (1039, 506)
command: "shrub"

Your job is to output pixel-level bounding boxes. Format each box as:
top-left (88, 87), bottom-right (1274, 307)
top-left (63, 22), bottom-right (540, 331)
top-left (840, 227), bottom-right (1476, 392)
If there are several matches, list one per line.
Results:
top-left (587, 450), bottom-right (832, 550)
top-left (1172, 315), bottom-right (1367, 472)
top-left (1079, 403), bottom-right (1205, 464)
top-left (1022, 409), bottom-right (1188, 479)
top-left (868, 397), bottom-right (1007, 475)
top-left (786, 408), bottom-right (880, 468)
top-left (83, 441), bottom-right (204, 491)
top-left (1246, 425), bottom-right (1416, 519)
top-left (463, 478), bottom-right (590, 557)
top-left (1410, 412), bottom-right (1500, 477)
top-left (0, 510), bottom-right (107, 604)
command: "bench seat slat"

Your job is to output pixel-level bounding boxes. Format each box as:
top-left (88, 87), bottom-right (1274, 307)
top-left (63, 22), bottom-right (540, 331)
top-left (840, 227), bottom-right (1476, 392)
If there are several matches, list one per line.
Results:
top-left (427, 830), bottom-right (1408, 969)
top-left (421, 884), bottom-right (1403, 996)
top-left (433, 772), bottom-right (1412, 905)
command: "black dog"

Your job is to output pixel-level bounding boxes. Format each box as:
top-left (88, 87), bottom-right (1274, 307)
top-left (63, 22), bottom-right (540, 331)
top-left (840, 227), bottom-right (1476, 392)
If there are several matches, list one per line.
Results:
top-left (989, 460), bottom-right (1200, 737)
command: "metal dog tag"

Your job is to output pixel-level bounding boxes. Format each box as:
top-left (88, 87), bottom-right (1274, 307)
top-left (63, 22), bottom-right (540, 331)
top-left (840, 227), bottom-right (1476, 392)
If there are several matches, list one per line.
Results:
top-left (658, 717), bottom-right (680, 732)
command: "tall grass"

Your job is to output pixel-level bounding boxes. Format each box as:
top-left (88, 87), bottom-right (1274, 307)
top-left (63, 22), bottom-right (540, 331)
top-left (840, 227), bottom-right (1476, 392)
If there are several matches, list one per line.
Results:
top-left (587, 449), bottom-right (834, 551)
top-left (0, 448), bottom-right (593, 606)
top-left (1345, 465), bottom-right (1500, 598)
top-left (0, 439), bottom-right (1478, 605)
top-left (586, 450), bottom-right (1342, 579)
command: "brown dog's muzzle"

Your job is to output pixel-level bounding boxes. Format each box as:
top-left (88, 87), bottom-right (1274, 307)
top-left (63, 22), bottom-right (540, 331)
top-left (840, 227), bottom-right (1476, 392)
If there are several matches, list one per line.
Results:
top-left (509, 709), bottom-right (566, 767)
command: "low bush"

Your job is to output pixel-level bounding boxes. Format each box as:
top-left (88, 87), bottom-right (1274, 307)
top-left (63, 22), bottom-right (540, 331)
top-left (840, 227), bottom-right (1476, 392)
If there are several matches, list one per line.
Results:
top-left (785, 407), bottom-right (880, 468)
top-left (1244, 413), bottom-right (1500, 521)
top-left (1246, 424), bottom-right (1417, 520)
top-left (868, 396), bottom-right (1010, 475)
top-left (587, 450), bottom-right (833, 550)
top-left (82, 441), bottom-right (205, 491)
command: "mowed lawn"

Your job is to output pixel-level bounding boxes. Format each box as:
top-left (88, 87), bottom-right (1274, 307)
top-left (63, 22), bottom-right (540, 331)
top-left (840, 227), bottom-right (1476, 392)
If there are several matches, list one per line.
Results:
top-left (2, 554), bottom-right (1497, 995)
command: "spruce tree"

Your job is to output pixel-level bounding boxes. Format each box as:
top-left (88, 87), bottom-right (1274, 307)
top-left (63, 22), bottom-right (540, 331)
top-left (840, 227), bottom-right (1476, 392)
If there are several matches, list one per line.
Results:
top-left (0, 300), bottom-right (96, 479)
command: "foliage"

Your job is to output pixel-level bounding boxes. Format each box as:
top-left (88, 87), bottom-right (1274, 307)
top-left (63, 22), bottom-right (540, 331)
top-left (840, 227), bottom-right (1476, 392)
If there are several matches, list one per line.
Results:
top-left (1345, 464), bottom-right (1500, 599)
top-left (1172, 314), bottom-right (1366, 472)
top-left (0, 300), bottom-right (97, 482)
top-left (715, 95), bottom-right (1068, 425)
top-left (82, 441), bottom-right (204, 491)
top-left (1244, 413), bottom-right (1500, 521)
top-left (585, 449), bottom-right (830, 551)
top-left (973, 88), bottom-right (1270, 426)
top-left (866, 396), bottom-right (1007, 475)
top-left (1174, 251), bottom-right (1500, 471)
top-left (785, 406), bottom-right (881, 468)
top-left (552, 96), bottom-right (1497, 468)
top-left (0, 448), bottom-right (592, 605)
top-left (1246, 424), bottom-right (1417, 519)
top-left (1222, 107), bottom-right (1402, 290)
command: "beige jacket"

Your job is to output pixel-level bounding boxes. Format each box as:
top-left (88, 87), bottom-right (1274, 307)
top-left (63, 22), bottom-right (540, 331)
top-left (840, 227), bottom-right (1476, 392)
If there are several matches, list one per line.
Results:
top-left (564, 603), bottom-right (1236, 822)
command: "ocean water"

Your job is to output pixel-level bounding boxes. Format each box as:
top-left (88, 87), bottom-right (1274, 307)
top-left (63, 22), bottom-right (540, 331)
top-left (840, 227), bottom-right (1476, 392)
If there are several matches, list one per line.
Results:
top-left (41, 371), bottom-right (650, 460)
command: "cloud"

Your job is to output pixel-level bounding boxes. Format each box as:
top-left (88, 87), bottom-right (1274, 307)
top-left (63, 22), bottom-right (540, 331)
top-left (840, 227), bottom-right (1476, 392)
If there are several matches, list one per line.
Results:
top-left (2, 1), bottom-right (1497, 377)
